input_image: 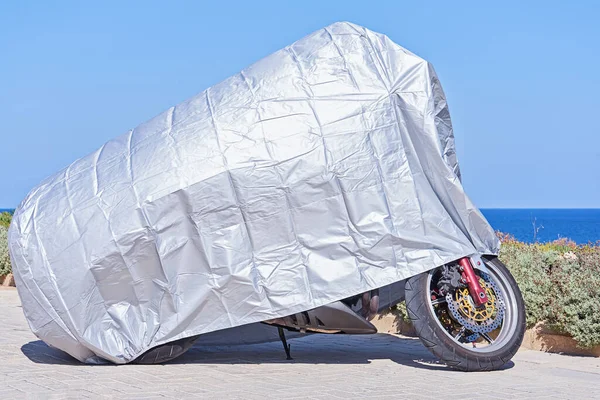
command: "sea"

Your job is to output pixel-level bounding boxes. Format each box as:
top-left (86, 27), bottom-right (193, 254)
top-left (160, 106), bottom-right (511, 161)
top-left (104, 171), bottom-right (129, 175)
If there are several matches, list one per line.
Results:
top-left (481, 209), bottom-right (600, 245)
top-left (1, 208), bottom-right (599, 244)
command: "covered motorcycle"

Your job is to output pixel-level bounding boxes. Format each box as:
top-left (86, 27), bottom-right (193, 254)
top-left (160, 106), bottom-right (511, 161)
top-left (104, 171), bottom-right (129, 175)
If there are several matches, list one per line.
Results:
top-left (8, 22), bottom-right (525, 370)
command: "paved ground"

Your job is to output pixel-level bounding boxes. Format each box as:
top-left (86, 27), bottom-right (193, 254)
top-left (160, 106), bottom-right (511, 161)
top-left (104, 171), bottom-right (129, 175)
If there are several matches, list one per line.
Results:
top-left (1, 288), bottom-right (600, 399)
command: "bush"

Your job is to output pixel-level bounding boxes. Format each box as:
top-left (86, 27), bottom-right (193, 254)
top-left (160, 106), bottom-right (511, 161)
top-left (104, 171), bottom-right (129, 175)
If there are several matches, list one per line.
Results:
top-left (0, 225), bottom-right (11, 277)
top-left (499, 235), bottom-right (600, 348)
top-left (0, 211), bottom-right (12, 228)
top-left (497, 238), bottom-right (554, 327)
top-left (544, 246), bottom-right (600, 348)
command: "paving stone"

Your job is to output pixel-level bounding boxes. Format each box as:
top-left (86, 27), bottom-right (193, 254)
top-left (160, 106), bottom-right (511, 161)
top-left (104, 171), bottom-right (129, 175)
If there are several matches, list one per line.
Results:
top-left (1, 288), bottom-right (599, 399)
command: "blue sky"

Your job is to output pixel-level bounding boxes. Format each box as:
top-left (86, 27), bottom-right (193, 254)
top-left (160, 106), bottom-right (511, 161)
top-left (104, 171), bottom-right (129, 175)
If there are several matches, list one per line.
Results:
top-left (1, 1), bottom-right (598, 208)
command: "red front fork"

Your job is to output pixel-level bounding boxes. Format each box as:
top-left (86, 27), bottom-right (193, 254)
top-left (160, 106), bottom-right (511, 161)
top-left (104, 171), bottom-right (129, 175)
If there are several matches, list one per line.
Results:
top-left (458, 257), bottom-right (488, 306)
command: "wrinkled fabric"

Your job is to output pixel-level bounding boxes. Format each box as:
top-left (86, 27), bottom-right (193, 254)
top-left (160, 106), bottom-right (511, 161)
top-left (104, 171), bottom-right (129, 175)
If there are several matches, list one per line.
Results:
top-left (8, 22), bottom-right (499, 364)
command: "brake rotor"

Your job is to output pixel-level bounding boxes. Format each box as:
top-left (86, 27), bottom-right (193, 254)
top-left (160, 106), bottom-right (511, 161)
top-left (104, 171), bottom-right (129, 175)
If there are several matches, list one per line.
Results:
top-left (445, 271), bottom-right (505, 341)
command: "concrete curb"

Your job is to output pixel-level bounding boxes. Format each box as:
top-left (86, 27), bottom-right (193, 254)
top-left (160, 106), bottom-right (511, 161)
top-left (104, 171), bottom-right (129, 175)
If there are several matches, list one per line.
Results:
top-left (0, 273), bottom-right (15, 287)
top-left (521, 323), bottom-right (600, 357)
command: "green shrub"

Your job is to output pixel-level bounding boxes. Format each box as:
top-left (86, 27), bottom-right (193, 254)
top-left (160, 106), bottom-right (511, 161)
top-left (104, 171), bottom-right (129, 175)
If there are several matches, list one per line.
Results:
top-left (0, 211), bottom-right (12, 228)
top-left (392, 301), bottom-right (411, 322)
top-left (546, 249), bottom-right (600, 348)
top-left (0, 225), bottom-right (11, 277)
top-left (499, 236), bottom-right (600, 348)
top-left (497, 241), bottom-right (554, 327)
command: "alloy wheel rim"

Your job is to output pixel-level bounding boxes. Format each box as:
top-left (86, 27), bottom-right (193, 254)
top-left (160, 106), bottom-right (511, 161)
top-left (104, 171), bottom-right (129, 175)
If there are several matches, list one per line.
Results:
top-left (426, 260), bottom-right (519, 353)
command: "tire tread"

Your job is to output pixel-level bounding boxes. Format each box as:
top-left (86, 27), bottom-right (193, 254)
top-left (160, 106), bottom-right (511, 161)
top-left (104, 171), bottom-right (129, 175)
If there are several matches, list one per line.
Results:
top-left (405, 258), bottom-right (526, 372)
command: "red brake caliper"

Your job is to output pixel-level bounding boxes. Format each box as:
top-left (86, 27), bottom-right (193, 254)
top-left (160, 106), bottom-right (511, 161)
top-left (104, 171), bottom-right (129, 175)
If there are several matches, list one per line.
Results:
top-left (457, 257), bottom-right (488, 306)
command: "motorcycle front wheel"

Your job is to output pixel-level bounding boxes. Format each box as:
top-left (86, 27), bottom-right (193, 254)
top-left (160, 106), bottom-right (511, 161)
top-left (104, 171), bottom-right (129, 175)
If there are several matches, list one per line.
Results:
top-left (405, 256), bottom-right (526, 371)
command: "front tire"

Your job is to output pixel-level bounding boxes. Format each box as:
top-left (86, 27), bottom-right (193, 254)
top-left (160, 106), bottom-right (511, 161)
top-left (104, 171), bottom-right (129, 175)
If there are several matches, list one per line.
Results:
top-left (405, 257), bottom-right (526, 371)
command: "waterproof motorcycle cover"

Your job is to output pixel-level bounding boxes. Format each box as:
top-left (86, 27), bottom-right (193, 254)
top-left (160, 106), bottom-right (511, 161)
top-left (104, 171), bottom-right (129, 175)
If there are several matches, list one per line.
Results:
top-left (8, 22), bottom-right (500, 364)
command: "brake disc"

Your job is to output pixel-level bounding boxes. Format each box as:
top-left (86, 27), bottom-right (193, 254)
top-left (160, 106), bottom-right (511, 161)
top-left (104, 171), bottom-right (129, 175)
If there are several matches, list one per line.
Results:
top-left (445, 271), bottom-right (505, 342)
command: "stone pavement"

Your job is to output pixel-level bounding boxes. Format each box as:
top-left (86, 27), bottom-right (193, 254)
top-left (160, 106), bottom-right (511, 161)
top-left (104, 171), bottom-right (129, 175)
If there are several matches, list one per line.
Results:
top-left (1, 288), bottom-right (599, 399)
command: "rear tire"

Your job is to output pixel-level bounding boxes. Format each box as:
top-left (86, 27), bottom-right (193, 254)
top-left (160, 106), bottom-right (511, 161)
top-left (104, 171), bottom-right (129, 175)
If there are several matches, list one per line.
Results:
top-left (405, 257), bottom-right (526, 371)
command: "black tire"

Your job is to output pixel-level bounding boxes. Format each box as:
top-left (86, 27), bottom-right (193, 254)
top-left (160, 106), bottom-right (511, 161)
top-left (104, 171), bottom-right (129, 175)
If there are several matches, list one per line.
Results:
top-left (134, 335), bottom-right (200, 364)
top-left (405, 257), bottom-right (526, 371)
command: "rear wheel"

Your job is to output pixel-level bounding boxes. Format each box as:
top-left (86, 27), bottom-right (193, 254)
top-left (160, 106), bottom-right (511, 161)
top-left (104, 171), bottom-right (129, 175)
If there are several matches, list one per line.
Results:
top-left (405, 257), bottom-right (525, 371)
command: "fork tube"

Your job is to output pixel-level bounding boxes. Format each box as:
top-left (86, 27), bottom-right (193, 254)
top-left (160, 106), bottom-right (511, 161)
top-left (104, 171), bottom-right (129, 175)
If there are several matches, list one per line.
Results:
top-left (458, 257), bottom-right (488, 306)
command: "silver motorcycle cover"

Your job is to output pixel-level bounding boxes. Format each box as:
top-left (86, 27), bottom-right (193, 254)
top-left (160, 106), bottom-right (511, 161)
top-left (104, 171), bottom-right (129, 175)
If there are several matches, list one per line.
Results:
top-left (8, 22), bottom-right (499, 364)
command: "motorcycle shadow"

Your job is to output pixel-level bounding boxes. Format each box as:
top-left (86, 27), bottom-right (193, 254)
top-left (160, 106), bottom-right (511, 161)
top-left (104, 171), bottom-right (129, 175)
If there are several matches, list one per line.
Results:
top-left (20, 334), bottom-right (514, 371)
top-left (180, 334), bottom-right (448, 370)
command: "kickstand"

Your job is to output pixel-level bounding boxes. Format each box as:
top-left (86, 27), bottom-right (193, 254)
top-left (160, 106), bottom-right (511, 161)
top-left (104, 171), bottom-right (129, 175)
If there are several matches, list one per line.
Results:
top-left (277, 327), bottom-right (293, 360)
